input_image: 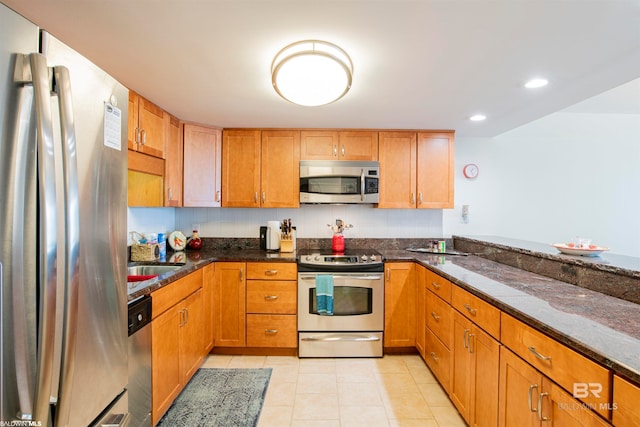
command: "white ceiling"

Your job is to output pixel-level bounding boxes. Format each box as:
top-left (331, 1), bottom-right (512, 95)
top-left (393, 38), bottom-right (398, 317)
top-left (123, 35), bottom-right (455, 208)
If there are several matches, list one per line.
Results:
top-left (3, 0), bottom-right (640, 137)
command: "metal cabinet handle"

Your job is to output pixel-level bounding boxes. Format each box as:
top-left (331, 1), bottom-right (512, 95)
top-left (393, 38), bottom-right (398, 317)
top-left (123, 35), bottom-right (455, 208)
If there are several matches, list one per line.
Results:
top-left (419, 192), bottom-right (423, 205)
top-left (215, 190), bottom-right (220, 202)
top-left (463, 329), bottom-right (469, 349)
top-left (333, 145), bottom-right (337, 157)
top-left (528, 346), bottom-right (552, 361)
top-left (430, 352), bottom-right (439, 362)
top-left (431, 281), bottom-right (440, 290)
top-left (135, 127), bottom-right (141, 145)
top-left (239, 268), bottom-right (244, 282)
top-left (265, 270), bottom-right (278, 276)
top-left (528, 384), bottom-right (539, 412)
top-left (265, 329), bottom-right (279, 335)
top-left (141, 129), bottom-right (147, 146)
top-left (254, 192), bottom-right (258, 203)
top-left (261, 191), bottom-right (265, 203)
top-left (431, 312), bottom-right (440, 321)
top-left (538, 392), bottom-right (550, 421)
top-left (463, 304), bottom-right (477, 315)
top-left (386, 268), bottom-right (390, 281)
top-left (411, 193), bottom-right (416, 204)
top-left (264, 295), bottom-right (278, 301)
top-left (341, 144), bottom-right (345, 156)
top-left (468, 333), bottom-right (475, 353)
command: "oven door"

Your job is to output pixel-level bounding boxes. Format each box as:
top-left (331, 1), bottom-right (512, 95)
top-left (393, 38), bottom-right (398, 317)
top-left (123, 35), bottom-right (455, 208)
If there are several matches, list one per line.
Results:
top-left (297, 272), bottom-right (384, 332)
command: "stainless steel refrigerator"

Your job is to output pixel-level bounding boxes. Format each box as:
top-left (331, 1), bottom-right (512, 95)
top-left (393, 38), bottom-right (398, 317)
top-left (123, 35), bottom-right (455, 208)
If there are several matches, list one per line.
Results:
top-left (0, 3), bottom-right (129, 426)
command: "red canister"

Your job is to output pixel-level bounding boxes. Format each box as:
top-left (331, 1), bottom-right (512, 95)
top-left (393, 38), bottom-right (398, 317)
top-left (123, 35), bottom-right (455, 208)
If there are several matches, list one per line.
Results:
top-left (332, 233), bottom-right (345, 253)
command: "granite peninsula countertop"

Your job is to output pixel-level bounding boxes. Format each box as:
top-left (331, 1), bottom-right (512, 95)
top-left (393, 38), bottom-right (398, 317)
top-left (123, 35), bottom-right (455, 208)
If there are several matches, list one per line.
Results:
top-left (127, 237), bottom-right (640, 385)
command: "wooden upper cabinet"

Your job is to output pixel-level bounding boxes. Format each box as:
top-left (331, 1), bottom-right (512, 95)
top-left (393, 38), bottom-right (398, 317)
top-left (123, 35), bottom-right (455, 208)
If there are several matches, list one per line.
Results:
top-left (339, 131), bottom-right (378, 160)
top-left (183, 123), bottom-right (222, 207)
top-left (261, 130), bottom-right (300, 208)
top-left (417, 132), bottom-right (454, 208)
top-left (128, 91), bottom-right (165, 159)
top-left (221, 130), bottom-right (261, 207)
top-left (301, 130), bottom-right (378, 160)
top-left (378, 131), bottom-right (417, 208)
top-left (164, 115), bottom-right (183, 206)
top-left (300, 130), bottom-right (339, 159)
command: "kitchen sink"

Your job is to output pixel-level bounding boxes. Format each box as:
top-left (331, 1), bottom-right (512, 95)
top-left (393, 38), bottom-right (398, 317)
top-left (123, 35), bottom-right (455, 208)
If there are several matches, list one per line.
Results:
top-left (127, 265), bottom-right (183, 276)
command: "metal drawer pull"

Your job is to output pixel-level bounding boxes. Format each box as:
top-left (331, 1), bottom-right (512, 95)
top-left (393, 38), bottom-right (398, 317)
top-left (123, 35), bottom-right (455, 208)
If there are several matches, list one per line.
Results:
top-left (430, 352), bottom-right (439, 362)
top-left (431, 312), bottom-right (440, 321)
top-left (301, 334), bottom-right (380, 342)
top-left (463, 304), bottom-right (477, 315)
top-left (528, 384), bottom-right (539, 412)
top-left (264, 270), bottom-right (278, 275)
top-left (431, 281), bottom-right (440, 290)
top-left (265, 329), bottom-right (279, 335)
top-left (538, 392), bottom-right (550, 421)
top-left (528, 346), bottom-right (552, 361)
top-left (264, 295), bottom-right (278, 301)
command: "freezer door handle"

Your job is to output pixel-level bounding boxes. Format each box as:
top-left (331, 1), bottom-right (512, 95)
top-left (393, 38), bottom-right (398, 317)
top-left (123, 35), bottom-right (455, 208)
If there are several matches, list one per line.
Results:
top-left (52, 65), bottom-right (81, 427)
top-left (29, 52), bottom-right (59, 425)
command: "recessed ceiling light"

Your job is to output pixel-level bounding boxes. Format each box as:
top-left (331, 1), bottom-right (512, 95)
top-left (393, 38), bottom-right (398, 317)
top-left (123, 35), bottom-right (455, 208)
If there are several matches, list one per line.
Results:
top-left (469, 114), bottom-right (486, 121)
top-left (525, 78), bottom-right (549, 89)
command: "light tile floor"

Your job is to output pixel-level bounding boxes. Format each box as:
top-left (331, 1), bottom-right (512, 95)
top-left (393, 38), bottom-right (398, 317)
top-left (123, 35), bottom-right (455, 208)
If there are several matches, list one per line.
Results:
top-left (201, 354), bottom-right (467, 427)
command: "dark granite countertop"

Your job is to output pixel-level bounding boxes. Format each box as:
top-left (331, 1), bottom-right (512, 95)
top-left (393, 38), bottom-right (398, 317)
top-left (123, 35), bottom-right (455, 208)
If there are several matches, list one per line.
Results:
top-left (127, 237), bottom-right (640, 385)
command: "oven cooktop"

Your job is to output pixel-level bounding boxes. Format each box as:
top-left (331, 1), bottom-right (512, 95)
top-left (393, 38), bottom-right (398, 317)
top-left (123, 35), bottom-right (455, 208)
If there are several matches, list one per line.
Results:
top-left (297, 249), bottom-right (384, 272)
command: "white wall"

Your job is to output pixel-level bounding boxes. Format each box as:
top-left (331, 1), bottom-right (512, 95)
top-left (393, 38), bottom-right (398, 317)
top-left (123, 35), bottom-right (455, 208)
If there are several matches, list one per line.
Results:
top-left (445, 111), bottom-right (640, 257)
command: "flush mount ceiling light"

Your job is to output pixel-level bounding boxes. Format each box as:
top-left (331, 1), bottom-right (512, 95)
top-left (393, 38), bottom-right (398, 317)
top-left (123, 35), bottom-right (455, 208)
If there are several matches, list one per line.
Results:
top-left (469, 114), bottom-right (487, 121)
top-left (525, 78), bottom-right (549, 89)
top-left (271, 40), bottom-right (353, 107)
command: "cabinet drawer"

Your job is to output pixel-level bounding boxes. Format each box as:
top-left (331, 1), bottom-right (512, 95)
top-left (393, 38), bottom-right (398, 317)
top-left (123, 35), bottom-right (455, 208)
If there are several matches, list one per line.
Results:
top-left (246, 314), bottom-right (297, 347)
top-left (425, 290), bottom-right (452, 349)
top-left (424, 327), bottom-right (451, 393)
top-left (451, 285), bottom-right (500, 339)
top-left (246, 281), bottom-right (297, 314)
top-left (425, 269), bottom-right (452, 303)
top-left (501, 314), bottom-right (611, 418)
top-left (152, 269), bottom-right (202, 318)
top-left (246, 262), bottom-right (297, 280)
top-left (613, 375), bottom-right (640, 427)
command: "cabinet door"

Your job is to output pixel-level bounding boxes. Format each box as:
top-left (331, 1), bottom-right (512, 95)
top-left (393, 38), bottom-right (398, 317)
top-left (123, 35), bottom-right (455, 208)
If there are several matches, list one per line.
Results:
top-left (450, 311), bottom-right (472, 422)
top-left (415, 265), bottom-right (425, 357)
top-left (151, 304), bottom-right (181, 425)
top-left (498, 347), bottom-right (541, 427)
top-left (202, 264), bottom-right (215, 353)
top-left (542, 378), bottom-right (611, 427)
top-left (300, 130), bottom-right (339, 159)
top-left (260, 130), bottom-right (300, 208)
top-left (384, 262), bottom-right (415, 347)
top-left (128, 150), bottom-right (164, 207)
top-left (138, 96), bottom-right (165, 158)
top-left (338, 131), bottom-right (378, 160)
top-left (180, 289), bottom-right (204, 383)
top-left (613, 375), bottom-right (640, 427)
top-left (469, 324), bottom-right (500, 427)
top-left (416, 132), bottom-right (454, 209)
top-left (214, 262), bottom-right (246, 347)
top-left (378, 132), bottom-right (417, 208)
top-left (164, 115), bottom-right (183, 206)
top-left (128, 91), bottom-right (140, 150)
top-left (183, 124), bottom-right (222, 207)
top-left (221, 130), bottom-right (261, 207)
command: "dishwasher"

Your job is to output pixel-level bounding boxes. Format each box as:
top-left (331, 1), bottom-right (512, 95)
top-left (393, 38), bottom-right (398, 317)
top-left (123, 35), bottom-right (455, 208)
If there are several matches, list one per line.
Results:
top-left (128, 294), bottom-right (152, 427)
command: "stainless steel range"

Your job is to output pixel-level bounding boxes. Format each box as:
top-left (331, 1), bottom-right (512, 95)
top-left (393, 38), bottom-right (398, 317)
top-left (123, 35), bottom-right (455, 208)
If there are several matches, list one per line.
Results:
top-left (297, 249), bottom-right (384, 357)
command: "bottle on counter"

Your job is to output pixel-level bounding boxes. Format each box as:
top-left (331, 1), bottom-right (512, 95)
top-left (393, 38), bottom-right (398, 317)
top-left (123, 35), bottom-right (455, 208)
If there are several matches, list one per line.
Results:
top-left (186, 229), bottom-right (202, 250)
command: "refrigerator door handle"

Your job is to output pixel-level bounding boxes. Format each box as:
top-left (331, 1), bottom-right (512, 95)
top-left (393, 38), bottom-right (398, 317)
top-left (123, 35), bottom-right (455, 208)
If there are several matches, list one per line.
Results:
top-left (52, 65), bottom-right (81, 427)
top-left (29, 52), bottom-right (59, 425)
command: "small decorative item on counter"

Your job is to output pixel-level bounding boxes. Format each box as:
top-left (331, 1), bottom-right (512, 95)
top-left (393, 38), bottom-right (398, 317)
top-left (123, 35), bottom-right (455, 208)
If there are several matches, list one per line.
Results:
top-left (328, 219), bottom-right (353, 253)
top-left (158, 233), bottom-right (167, 261)
top-left (129, 231), bottom-right (160, 261)
top-left (168, 230), bottom-right (187, 251)
top-left (280, 218), bottom-right (294, 253)
top-left (186, 229), bottom-right (202, 250)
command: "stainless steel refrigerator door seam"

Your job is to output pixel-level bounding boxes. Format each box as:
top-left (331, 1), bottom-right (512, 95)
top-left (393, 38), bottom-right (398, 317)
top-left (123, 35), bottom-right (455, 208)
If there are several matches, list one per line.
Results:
top-left (52, 65), bottom-right (80, 427)
top-left (29, 52), bottom-right (58, 426)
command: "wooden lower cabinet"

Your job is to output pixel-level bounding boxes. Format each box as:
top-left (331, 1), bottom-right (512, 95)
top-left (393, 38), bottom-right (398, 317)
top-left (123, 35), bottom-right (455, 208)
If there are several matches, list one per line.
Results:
top-left (246, 314), bottom-right (297, 347)
top-left (151, 287), bottom-right (204, 424)
top-left (613, 375), bottom-right (640, 426)
top-left (384, 262), bottom-right (416, 348)
top-left (450, 310), bottom-right (500, 427)
top-left (415, 265), bottom-right (426, 357)
top-left (424, 327), bottom-right (451, 392)
top-left (214, 262), bottom-right (246, 347)
top-left (202, 263), bottom-right (215, 353)
top-left (499, 347), bottom-right (610, 427)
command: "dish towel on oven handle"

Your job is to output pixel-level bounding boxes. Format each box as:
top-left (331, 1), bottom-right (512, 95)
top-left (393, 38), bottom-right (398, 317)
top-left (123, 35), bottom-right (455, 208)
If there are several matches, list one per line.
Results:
top-left (315, 274), bottom-right (334, 315)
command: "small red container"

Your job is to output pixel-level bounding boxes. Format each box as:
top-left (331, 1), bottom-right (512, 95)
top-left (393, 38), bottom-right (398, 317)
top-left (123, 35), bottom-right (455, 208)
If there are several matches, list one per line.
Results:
top-left (332, 234), bottom-right (345, 253)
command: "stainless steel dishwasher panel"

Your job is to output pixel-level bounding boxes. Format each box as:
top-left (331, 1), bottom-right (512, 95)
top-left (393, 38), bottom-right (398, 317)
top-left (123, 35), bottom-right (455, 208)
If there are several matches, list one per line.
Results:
top-left (128, 295), bottom-right (152, 427)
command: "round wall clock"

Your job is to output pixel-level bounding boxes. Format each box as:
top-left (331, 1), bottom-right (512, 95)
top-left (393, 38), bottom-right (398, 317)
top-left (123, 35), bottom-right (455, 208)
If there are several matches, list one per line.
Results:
top-left (463, 163), bottom-right (479, 179)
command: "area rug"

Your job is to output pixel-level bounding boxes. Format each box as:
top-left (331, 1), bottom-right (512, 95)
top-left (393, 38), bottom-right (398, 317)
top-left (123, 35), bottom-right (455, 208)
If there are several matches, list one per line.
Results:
top-left (157, 368), bottom-right (272, 427)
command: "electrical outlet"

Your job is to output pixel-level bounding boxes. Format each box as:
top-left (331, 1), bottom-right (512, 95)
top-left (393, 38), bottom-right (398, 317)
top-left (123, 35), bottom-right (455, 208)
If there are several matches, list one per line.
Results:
top-left (462, 205), bottom-right (470, 224)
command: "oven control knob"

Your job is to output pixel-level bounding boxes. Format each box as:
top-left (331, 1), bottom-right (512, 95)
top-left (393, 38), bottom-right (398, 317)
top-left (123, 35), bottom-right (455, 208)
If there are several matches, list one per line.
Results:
top-left (361, 255), bottom-right (368, 262)
top-left (305, 255), bottom-right (312, 261)
top-left (314, 255), bottom-right (321, 261)
top-left (371, 255), bottom-right (378, 262)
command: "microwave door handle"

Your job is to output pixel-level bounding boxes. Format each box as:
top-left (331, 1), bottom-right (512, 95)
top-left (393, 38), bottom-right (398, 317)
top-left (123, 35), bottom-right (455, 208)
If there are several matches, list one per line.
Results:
top-left (360, 169), bottom-right (365, 201)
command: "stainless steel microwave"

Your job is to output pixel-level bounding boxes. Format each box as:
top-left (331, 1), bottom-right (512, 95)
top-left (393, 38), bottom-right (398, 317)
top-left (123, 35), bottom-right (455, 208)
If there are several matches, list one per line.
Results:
top-left (300, 160), bottom-right (380, 204)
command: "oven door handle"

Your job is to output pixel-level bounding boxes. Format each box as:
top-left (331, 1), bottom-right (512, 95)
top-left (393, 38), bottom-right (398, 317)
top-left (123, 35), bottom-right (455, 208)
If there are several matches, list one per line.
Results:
top-left (299, 275), bottom-right (383, 281)
top-left (301, 334), bottom-right (381, 342)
